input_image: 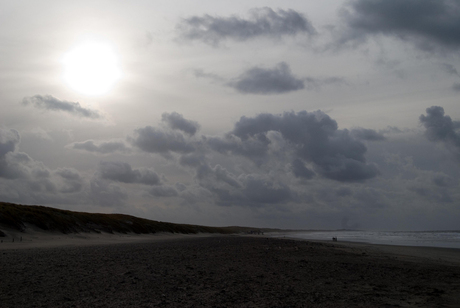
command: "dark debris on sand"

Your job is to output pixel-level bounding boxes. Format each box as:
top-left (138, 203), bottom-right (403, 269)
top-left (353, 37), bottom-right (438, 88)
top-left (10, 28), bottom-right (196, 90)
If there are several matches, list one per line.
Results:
top-left (1, 236), bottom-right (460, 307)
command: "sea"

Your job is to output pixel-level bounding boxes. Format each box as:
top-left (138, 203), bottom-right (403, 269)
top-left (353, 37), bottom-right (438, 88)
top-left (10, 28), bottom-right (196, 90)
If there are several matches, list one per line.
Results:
top-left (271, 230), bottom-right (460, 249)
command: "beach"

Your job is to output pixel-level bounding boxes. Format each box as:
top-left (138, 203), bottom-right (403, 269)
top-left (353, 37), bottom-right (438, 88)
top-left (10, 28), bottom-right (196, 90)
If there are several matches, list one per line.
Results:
top-left (1, 235), bottom-right (460, 308)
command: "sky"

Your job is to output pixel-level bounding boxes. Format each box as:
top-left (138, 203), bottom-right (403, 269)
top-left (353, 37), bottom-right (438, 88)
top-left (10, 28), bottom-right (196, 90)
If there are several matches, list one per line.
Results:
top-left (1, 0), bottom-right (460, 231)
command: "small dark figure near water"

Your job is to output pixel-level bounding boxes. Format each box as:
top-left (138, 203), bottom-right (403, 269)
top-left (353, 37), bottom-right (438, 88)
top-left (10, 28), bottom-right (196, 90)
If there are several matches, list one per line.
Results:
top-left (332, 237), bottom-right (338, 242)
top-left (20, 236), bottom-right (22, 242)
top-left (12, 238), bottom-right (14, 243)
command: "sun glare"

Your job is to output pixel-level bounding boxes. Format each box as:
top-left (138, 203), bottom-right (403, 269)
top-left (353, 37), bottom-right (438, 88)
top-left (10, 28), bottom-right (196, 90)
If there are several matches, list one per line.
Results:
top-left (62, 42), bottom-right (122, 95)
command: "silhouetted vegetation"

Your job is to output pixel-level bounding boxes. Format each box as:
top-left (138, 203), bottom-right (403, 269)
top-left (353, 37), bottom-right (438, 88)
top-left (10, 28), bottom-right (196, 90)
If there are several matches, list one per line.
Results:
top-left (0, 202), bottom-right (242, 235)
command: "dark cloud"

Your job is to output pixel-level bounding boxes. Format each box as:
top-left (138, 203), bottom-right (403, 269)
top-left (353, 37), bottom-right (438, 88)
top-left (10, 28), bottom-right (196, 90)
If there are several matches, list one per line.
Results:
top-left (354, 188), bottom-right (387, 208)
top-left (149, 185), bottom-right (179, 197)
top-left (22, 95), bottom-right (101, 119)
top-left (207, 164), bottom-right (241, 188)
top-left (98, 161), bottom-right (161, 185)
top-left (204, 173), bottom-right (293, 207)
top-left (162, 112), bottom-right (200, 136)
top-left (291, 159), bottom-right (315, 179)
top-left (179, 152), bottom-right (207, 169)
top-left (336, 187), bottom-right (353, 197)
top-left (70, 140), bottom-right (131, 155)
top-left (0, 128), bottom-right (20, 157)
top-left (238, 174), bottom-right (292, 205)
top-left (192, 69), bottom-right (225, 83)
top-left (0, 152), bottom-right (40, 180)
top-left (440, 63), bottom-right (459, 76)
top-left (432, 174), bottom-right (455, 187)
top-left (341, 217), bottom-right (361, 230)
top-left (207, 134), bottom-right (270, 165)
top-left (175, 182), bottom-right (187, 192)
top-left (178, 7), bottom-right (315, 45)
top-left (179, 151), bottom-right (242, 189)
top-left (195, 64), bottom-right (345, 95)
top-left (379, 126), bottom-right (404, 134)
top-left (407, 185), bottom-right (453, 203)
top-left (230, 110), bottom-right (379, 182)
top-left (453, 83), bottom-right (460, 92)
top-left (420, 106), bottom-right (460, 159)
top-left (339, 0), bottom-right (460, 52)
top-left (129, 126), bottom-right (195, 156)
top-left (228, 62), bottom-right (304, 94)
top-left (90, 178), bottom-right (127, 208)
top-left (55, 168), bottom-right (83, 193)
top-left (350, 127), bottom-right (386, 141)
top-left (176, 148), bottom-right (290, 208)
top-left (0, 129), bottom-right (33, 180)
top-left (0, 128), bottom-right (84, 197)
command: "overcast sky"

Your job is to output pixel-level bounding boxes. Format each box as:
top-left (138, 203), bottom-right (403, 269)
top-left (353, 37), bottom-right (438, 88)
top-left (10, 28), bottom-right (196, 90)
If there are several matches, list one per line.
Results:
top-left (1, 0), bottom-right (460, 230)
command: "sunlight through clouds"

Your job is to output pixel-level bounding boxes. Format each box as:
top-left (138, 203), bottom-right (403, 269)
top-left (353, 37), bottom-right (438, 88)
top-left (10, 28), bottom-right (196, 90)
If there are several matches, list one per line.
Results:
top-left (61, 41), bottom-right (122, 95)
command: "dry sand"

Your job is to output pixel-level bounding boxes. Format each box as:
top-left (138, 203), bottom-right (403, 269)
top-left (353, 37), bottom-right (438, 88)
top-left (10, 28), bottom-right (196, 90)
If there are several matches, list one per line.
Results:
top-left (1, 233), bottom-right (460, 307)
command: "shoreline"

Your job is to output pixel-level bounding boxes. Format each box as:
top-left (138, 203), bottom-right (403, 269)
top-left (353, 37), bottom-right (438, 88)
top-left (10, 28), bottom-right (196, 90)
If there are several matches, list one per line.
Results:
top-left (272, 235), bottom-right (460, 265)
top-left (2, 229), bottom-right (460, 265)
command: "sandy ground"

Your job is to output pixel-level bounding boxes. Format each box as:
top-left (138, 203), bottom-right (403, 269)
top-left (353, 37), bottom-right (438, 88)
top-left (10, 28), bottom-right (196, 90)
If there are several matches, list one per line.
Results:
top-left (1, 234), bottom-right (460, 307)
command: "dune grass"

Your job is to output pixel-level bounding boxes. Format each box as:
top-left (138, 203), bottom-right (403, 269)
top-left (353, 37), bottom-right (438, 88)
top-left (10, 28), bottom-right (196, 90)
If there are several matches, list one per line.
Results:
top-left (0, 202), bottom-right (243, 236)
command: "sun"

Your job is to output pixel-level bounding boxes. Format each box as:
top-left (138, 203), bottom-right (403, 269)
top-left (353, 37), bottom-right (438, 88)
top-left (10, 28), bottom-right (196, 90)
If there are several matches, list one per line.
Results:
top-left (62, 41), bottom-right (122, 95)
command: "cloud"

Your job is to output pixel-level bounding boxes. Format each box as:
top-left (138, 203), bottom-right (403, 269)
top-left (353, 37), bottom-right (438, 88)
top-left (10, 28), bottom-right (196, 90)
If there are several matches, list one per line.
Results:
top-left (149, 185), bottom-right (179, 197)
top-left (407, 185), bottom-right (453, 203)
top-left (129, 126), bottom-right (195, 156)
top-left (0, 152), bottom-right (33, 180)
top-left (192, 69), bottom-right (225, 83)
top-left (98, 161), bottom-right (161, 185)
top-left (0, 128), bottom-right (20, 157)
top-left (207, 134), bottom-right (270, 165)
top-left (177, 7), bottom-right (315, 45)
top-left (236, 174), bottom-right (292, 205)
top-left (162, 112), bottom-right (200, 136)
top-left (22, 95), bottom-right (101, 119)
top-left (55, 168), bottom-right (83, 193)
top-left (195, 64), bottom-right (346, 95)
top-left (291, 159), bottom-right (315, 179)
top-left (228, 62), bottom-right (305, 94)
top-left (179, 152), bottom-right (242, 191)
top-left (0, 129), bottom-right (34, 180)
top-left (196, 169), bottom-right (293, 207)
top-left (338, 0), bottom-right (460, 52)
top-left (0, 128), bottom-right (85, 197)
top-left (90, 178), bottom-right (127, 208)
top-left (229, 110), bottom-right (379, 182)
top-left (350, 127), bottom-right (386, 141)
top-left (336, 187), bottom-right (353, 197)
top-left (175, 151), bottom-right (291, 208)
top-left (432, 174), bottom-right (455, 187)
top-left (440, 63), bottom-right (459, 76)
top-left (303, 76), bottom-right (347, 90)
top-left (420, 106), bottom-right (460, 159)
top-left (453, 83), bottom-right (460, 92)
top-left (70, 140), bottom-right (131, 154)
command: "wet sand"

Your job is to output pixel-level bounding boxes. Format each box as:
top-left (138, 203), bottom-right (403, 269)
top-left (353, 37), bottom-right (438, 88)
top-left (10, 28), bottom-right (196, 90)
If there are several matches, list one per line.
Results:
top-left (1, 235), bottom-right (460, 307)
